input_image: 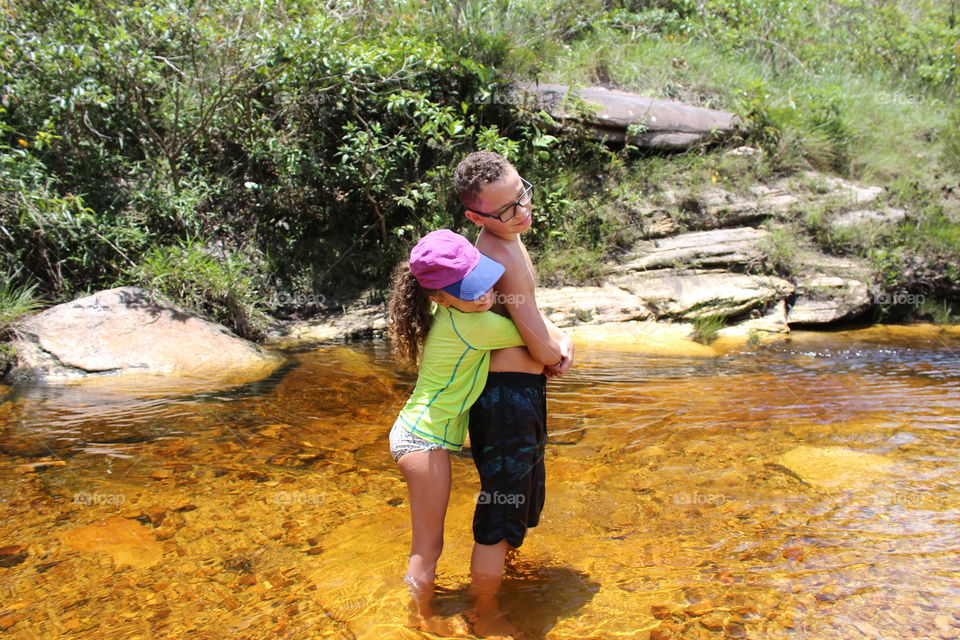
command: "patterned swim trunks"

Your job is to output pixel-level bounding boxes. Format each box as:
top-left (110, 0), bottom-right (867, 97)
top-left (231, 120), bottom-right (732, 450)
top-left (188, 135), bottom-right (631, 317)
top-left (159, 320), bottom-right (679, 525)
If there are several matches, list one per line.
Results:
top-left (468, 372), bottom-right (547, 548)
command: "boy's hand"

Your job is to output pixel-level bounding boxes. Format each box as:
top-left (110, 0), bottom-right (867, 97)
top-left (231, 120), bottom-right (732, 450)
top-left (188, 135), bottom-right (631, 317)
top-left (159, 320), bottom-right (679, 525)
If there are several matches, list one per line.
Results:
top-left (543, 336), bottom-right (574, 378)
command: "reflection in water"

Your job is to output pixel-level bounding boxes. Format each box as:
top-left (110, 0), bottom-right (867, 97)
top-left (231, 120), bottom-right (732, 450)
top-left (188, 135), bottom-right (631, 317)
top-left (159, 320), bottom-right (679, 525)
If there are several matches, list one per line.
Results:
top-left (0, 329), bottom-right (958, 638)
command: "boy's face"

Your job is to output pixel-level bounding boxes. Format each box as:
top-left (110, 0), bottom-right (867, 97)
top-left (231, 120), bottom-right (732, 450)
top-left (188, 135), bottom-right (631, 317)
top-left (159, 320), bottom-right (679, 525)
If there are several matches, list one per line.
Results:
top-left (464, 167), bottom-right (533, 235)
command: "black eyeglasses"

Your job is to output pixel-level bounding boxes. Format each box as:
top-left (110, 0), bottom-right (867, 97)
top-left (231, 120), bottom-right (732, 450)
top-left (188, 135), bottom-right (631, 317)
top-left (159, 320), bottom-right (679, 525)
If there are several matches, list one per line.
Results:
top-left (464, 177), bottom-right (533, 223)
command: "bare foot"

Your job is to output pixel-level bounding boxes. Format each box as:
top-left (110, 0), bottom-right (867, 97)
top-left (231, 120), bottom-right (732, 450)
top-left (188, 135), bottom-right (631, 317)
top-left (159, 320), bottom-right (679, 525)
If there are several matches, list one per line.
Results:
top-left (406, 611), bottom-right (471, 637)
top-left (468, 608), bottom-right (526, 640)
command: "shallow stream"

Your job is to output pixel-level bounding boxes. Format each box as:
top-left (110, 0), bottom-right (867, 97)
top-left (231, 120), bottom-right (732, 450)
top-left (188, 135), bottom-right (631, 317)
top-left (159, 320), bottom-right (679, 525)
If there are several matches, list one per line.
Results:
top-left (0, 326), bottom-right (958, 639)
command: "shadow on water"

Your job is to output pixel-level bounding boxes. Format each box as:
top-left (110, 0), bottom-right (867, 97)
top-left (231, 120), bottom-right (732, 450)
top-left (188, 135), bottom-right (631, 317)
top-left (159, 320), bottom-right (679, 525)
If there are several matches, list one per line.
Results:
top-left (429, 562), bottom-right (599, 640)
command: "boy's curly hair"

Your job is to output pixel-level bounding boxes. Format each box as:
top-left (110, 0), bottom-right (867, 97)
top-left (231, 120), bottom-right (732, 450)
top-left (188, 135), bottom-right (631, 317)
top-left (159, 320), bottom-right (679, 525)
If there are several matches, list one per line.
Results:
top-left (453, 151), bottom-right (514, 209)
top-left (387, 261), bottom-right (438, 365)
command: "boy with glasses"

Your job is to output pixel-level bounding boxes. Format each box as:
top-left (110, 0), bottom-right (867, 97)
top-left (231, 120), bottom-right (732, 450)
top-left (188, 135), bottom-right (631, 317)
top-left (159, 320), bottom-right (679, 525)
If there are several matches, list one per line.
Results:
top-left (454, 150), bottom-right (574, 639)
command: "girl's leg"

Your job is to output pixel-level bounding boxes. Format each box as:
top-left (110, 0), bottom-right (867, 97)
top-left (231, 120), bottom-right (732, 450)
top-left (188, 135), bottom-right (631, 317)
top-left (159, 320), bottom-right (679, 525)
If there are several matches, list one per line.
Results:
top-left (397, 448), bottom-right (467, 636)
top-left (398, 447), bottom-right (451, 588)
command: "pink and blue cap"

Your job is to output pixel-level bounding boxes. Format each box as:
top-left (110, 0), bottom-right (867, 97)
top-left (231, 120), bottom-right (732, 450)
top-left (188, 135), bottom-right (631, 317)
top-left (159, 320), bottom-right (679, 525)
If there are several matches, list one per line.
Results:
top-left (409, 230), bottom-right (504, 301)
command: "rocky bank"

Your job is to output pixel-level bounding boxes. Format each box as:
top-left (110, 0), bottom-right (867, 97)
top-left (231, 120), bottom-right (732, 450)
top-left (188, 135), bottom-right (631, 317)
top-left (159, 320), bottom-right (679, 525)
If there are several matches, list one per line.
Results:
top-left (268, 168), bottom-right (900, 355)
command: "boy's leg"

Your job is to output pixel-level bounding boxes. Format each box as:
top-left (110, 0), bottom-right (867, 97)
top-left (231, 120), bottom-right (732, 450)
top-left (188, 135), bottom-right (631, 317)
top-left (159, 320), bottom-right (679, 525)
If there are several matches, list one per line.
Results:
top-left (397, 447), bottom-right (468, 636)
top-left (467, 372), bottom-right (547, 640)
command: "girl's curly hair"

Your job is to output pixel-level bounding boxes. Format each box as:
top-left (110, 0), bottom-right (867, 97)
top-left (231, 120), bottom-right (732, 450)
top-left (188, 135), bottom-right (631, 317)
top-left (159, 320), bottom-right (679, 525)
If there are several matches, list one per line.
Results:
top-left (387, 260), bottom-right (438, 364)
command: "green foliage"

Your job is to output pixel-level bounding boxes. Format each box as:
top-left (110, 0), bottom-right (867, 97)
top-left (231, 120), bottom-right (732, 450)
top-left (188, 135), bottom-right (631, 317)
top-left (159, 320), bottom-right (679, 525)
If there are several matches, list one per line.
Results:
top-left (0, 278), bottom-right (42, 374)
top-left (1, 0), bottom-right (957, 330)
top-left (759, 224), bottom-right (805, 276)
top-left (943, 106), bottom-right (960, 172)
top-left (916, 298), bottom-right (958, 324)
top-left (128, 239), bottom-right (270, 341)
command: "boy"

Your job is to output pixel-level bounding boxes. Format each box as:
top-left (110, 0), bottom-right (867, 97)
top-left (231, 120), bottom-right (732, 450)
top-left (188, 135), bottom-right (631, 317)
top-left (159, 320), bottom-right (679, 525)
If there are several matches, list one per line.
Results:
top-left (454, 151), bottom-right (574, 639)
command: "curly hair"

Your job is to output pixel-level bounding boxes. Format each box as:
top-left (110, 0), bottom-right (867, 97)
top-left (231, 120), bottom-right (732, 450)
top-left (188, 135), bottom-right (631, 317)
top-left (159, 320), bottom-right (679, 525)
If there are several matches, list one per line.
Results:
top-left (453, 151), bottom-right (515, 209)
top-left (387, 261), bottom-right (438, 365)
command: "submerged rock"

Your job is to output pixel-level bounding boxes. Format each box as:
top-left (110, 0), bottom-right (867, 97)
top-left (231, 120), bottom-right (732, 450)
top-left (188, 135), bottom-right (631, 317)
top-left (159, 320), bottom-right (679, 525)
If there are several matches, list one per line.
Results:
top-left (771, 446), bottom-right (895, 489)
top-left (59, 516), bottom-right (164, 568)
top-left (8, 287), bottom-right (282, 385)
top-left (567, 321), bottom-right (726, 357)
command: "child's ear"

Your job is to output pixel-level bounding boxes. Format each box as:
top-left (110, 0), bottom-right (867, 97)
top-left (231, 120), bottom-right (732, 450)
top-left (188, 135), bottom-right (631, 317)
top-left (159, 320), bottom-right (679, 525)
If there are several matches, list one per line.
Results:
top-left (464, 210), bottom-right (485, 227)
top-left (430, 293), bottom-right (450, 307)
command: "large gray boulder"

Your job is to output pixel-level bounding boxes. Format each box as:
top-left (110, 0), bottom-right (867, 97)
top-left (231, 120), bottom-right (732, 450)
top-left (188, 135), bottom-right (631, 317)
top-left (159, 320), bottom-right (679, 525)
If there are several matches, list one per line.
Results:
top-left (512, 82), bottom-right (737, 150)
top-left (8, 287), bottom-right (283, 384)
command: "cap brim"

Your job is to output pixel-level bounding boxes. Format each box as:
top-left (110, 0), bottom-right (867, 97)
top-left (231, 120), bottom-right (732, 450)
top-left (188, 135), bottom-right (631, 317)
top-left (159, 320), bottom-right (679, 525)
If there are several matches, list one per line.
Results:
top-left (441, 253), bottom-right (504, 301)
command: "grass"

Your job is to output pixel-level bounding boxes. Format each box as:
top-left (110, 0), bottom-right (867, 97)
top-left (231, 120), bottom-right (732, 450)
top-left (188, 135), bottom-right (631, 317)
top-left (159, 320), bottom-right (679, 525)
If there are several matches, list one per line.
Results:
top-left (0, 279), bottom-right (43, 375)
top-left (539, 24), bottom-right (955, 184)
top-left (691, 314), bottom-right (726, 345)
top-left (0, 280), bottom-right (42, 337)
top-left (126, 239), bottom-right (271, 341)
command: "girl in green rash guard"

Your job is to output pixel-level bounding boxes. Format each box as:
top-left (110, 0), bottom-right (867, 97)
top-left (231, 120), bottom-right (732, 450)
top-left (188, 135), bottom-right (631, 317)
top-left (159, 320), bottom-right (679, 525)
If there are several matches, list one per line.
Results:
top-left (387, 229), bottom-right (527, 637)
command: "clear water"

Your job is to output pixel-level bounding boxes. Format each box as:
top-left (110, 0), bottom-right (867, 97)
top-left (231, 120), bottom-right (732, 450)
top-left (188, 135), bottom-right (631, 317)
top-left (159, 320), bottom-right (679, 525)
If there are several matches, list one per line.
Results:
top-left (0, 328), bottom-right (958, 639)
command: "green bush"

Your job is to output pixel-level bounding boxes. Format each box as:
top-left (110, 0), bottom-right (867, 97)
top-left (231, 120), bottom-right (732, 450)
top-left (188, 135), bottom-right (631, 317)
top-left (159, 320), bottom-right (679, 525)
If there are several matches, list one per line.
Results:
top-left (1, 0), bottom-right (957, 330)
top-left (0, 279), bottom-right (42, 375)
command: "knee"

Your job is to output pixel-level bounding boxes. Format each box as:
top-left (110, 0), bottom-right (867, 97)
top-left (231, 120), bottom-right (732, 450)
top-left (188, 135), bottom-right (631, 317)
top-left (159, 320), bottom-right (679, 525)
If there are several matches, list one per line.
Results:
top-left (412, 534), bottom-right (444, 562)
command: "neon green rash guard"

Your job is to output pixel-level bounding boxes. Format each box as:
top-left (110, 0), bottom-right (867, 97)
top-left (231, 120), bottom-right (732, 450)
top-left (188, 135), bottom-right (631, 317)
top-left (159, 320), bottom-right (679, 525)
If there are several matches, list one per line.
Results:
top-left (396, 305), bottom-right (525, 451)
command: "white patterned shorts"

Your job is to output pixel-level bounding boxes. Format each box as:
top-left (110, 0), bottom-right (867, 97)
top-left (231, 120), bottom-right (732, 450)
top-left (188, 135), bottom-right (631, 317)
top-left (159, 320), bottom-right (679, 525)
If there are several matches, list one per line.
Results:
top-left (389, 420), bottom-right (446, 462)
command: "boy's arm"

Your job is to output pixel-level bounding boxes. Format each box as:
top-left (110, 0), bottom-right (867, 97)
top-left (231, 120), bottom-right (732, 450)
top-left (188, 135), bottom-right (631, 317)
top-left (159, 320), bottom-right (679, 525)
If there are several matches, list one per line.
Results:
top-left (496, 255), bottom-right (563, 366)
top-left (542, 314), bottom-right (574, 377)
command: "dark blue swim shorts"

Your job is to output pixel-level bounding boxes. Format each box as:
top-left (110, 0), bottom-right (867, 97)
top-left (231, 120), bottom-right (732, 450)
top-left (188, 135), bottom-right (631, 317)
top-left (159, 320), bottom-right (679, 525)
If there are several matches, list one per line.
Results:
top-left (468, 372), bottom-right (547, 548)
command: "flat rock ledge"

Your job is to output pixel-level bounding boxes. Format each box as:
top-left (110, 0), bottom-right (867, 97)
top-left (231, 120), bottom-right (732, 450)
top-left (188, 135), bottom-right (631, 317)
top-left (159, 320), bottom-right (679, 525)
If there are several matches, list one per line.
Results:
top-left (786, 276), bottom-right (872, 325)
top-left (8, 287), bottom-right (283, 386)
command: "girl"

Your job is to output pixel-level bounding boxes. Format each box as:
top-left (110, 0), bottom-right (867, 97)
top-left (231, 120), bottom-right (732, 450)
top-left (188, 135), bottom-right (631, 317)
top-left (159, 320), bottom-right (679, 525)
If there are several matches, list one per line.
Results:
top-left (388, 229), bottom-right (529, 636)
